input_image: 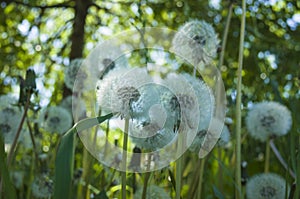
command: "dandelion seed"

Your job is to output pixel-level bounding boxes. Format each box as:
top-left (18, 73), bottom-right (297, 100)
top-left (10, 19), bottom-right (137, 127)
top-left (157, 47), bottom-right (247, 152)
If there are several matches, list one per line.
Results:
top-left (40, 106), bottom-right (72, 134)
top-left (134, 185), bottom-right (171, 199)
top-left (246, 101), bottom-right (292, 142)
top-left (246, 173), bottom-right (289, 199)
top-left (172, 20), bottom-right (219, 66)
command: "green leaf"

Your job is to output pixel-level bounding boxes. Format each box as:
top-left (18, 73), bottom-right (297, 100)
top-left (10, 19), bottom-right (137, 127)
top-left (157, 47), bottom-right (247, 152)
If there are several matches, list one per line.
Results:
top-left (0, 135), bottom-right (17, 199)
top-left (54, 113), bottom-right (113, 199)
top-left (212, 185), bottom-right (225, 199)
top-left (53, 127), bottom-right (77, 199)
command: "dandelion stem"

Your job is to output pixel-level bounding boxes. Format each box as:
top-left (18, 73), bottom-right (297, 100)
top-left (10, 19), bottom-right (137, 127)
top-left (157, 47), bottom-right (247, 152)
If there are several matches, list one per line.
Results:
top-left (175, 134), bottom-right (184, 199)
top-left (7, 91), bottom-right (31, 167)
top-left (142, 154), bottom-right (152, 199)
top-left (235, 0), bottom-right (246, 198)
top-left (264, 138), bottom-right (270, 173)
top-left (197, 158), bottom-right (206, 198)
top-left (189, 158), bottom-right (201, 199)
top-left (217, 2), bottom-right (233, 69)
top-left (121, 118), bottom-right (129, 199)
top-left (269, 139), bottom-right (296, 179)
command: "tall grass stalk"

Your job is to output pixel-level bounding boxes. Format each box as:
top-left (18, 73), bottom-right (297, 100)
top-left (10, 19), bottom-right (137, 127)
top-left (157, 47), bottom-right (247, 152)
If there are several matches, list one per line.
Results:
top-left (235, 0), bottom-right (246, 198)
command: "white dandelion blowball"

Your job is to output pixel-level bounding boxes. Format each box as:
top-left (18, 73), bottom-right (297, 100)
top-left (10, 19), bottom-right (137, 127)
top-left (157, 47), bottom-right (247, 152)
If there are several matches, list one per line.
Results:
top-left (182, 73), bottom-right (215, 131)
top-left (40, 106), bottom-right (72, 134)
top-left (0, 105), bottom-right (23, 144)
top-left (64, 58), bottom-right (84, 90)
top-left (172, 19), bottom-right (219, 66)
top-left (246, 101), bottom-right (292, 142)
top-left (163, 73), bottom-right (200, 132)
top-left (96, 68), bottom-right (152, 119)
top-left (217, 125), bottom-right (231, 147)
top-left (59, 96), bottom-right (86, 120)
top-left (246, 173), bottom-right (289, 199)
top-left (134, 185), bottom-right (171, 199)
top-left (31, 174), bottom-right (53, 198)
top-left (87, 41), bottom-right (129, 80)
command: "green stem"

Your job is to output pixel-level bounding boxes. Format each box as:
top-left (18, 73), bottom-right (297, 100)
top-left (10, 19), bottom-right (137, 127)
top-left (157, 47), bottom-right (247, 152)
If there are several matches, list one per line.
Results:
top-left (264, 138), bottom-right (270, 173)
top-left (189, 158), bottom-right (201, 199)
top-left (269, 139), bottom-right (296, 179)
top-left (218, 148), bottom-right (224, 191)
top-left (175, 134), bottom-right (184, 199)
top-left (197, 158), bottom-right (206, 198)
top-left (121, 118), bottom-right (129, 199)
top-left (217, 2), bottom-right (233, 69)
top-left (142, 155), bottom-right (152, 199)
top-left (7, 91), bottom-right (31, 167)
top-left (235, 0), bottom-right (246, 198)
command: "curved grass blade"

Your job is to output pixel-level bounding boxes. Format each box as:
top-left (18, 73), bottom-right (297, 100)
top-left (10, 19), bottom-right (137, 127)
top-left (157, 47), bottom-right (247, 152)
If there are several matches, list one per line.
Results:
top-left (54, 113), bottom-right (113, 199)
top-left (0, 135), bottom-right (17, 199)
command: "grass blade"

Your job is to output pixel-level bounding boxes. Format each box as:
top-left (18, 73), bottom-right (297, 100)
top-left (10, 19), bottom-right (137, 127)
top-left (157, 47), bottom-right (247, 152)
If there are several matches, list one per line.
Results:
top-left (0, 135), bottom-right (17, 199)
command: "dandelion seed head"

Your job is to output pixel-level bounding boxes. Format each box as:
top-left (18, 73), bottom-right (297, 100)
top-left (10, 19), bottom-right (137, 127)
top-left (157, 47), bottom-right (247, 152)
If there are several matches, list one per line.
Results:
top-left (11, 171), bottom-right (24, 189)
top-left (246, 173), bottom-right (289, 199)
top-left (41, 106), bottom-right (72, 134)
top-left (31, 174), bottom-right (53, 198)
top-left (246, 101), bottom-right (292, 142)
top-left (0, 105), bottom-right (22, 144)
top-left (217, 125), bottom-right (231, 147)
top-left (64, 58), bottom-right (84, 90)
top-left (172, 20), bottom-right (219, 66)
top-left (182, 73), bottom-right (215, 131)
top-left (97, 46), bottom-right (128, 79)
top-left (163, 73), bottom-right (199, 131)
top-left (96, 68), bottom-right (151, 118)
top-left (59, 96), bottom-right (86, 120)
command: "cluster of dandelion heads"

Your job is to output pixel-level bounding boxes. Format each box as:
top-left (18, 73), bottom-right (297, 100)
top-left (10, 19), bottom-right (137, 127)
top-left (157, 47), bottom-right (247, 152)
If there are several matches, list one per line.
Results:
top-left (64, 58), bottom-right (84, 90)
top-left (172, 19), bottom-right (219, 66)
top-left (246, 101), bottom-right (292, 142)
top-left (40, 106), bottom-right (72, 134)
top-left (96, 68), bottom-right (152, 119)
top-left (246, 173), bottom-right (289, 199)
top-left (31, 174), bottom-right (53, 198)
top-left (134, 185), bottom-right (171, 199)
